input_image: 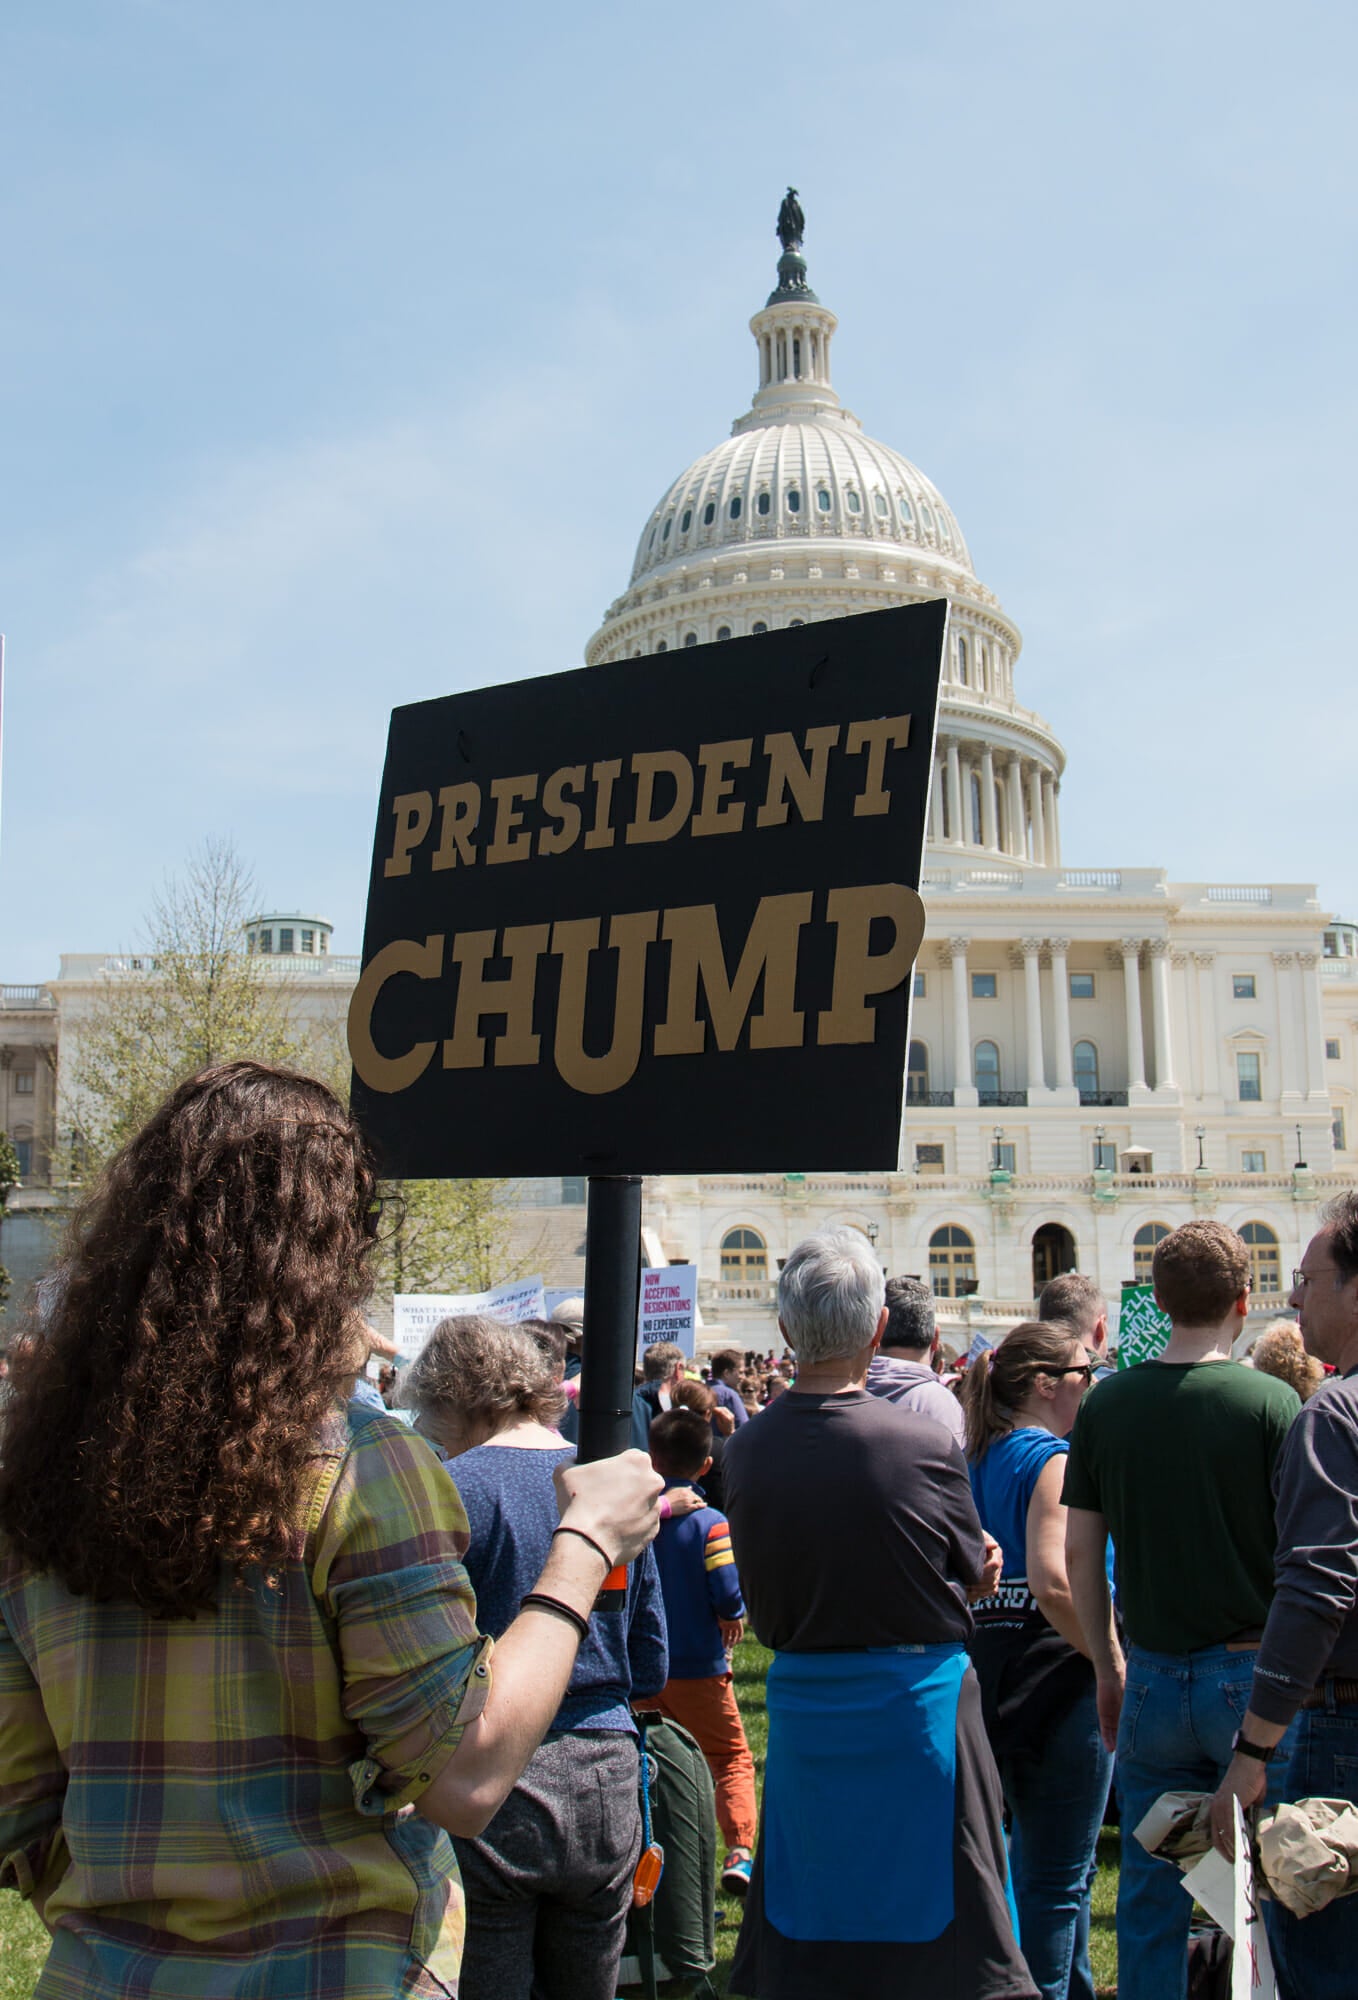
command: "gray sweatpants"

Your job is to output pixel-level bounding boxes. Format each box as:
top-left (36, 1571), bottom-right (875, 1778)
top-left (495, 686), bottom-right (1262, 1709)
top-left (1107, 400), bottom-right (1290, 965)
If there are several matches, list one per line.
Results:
top-left (452, 1730), bottom-right (641, 2000)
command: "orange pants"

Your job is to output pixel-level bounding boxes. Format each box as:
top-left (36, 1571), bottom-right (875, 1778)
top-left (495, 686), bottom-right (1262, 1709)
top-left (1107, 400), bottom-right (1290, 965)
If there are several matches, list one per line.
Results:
top-left (648, 1673), bottom-right (758, 1852)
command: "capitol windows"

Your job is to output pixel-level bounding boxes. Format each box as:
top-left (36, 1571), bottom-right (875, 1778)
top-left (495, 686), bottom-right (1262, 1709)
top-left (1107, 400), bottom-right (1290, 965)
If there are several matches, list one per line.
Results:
top-left (929, 1225), bottom-right (977, 1298)
top-left (257, 930), bottom-right (273, 953)
top-left (1236, 1051), bottom-right (1262, 1102)
top-left (915, 1143), bottom-right (945, 1175)
top-left (1241, 1222), bottom-right (1282, 1295)
top-left (721, 1226), bottom-right (768, 1288)
top-left (817, 489), bottom-right (832, 512)
top-left (729, 496), bottom-right (743, 521)
top-left (278, 928), bottom-right (294, 954)
top-left (300, 929), bottom-right (315, 954)
top-left (898, 494), bottom-right (913, 523)
top-left (957, 636), bottom-right (969, 685)
top-left (716, 625), bottom-right (732, 642)
top-left (789, 617), bottom-right (804, 627)
top-left (703, 501), bottom-right (716, 526)
top-left (757, 491), bottom-right (771, 517)
top-left (787, 489), bottom-right (802, 513)
top-left (920, 502), bottom-right (935, 530)
top-left (683, 632), bottom-right (698, 648)
top-left (1335, 1109), bottom-right (1348, 1151)
top-left (1074, 1041), bottom-right (1101, 1101)
top-left (752, 621), bottom-right (768, 635)
top-left (913, 971), bottom-right (927, 997)
top-left (969, 772), bottom-right (983, 844)
top-left (873, 493), bottom-right (888, 518)
top-left (1070, 973), bottom-right (1096, 999)
top-left (680, 508), bottom-right (692, 533)
top-left (662, 518), bottom-right (672, 541)
top-left (1326, 1038), bottom-right (1341, 1060)
top-left (846, 490), bottom-right (862, 514)
top-left (1133, 1222), bottom-right (1171, 1283)
top-left (1092, 1137), bottom-right (1117, 1171)
top-left (971, 972), bottom-right (998, 999)
top-left (1232, 974), bottom-right (1257, 999)
top-left (907, 1041), bottom-right (930, 1103)
top-left (974, 1040), bottom-right (1002, 1101)
top-left (1242, 1150), bottom-right (1266, 1173)
top-left (13, 1072), bottom-right (34, 1096)
top-left (656, 639), bottom-right (668, 653)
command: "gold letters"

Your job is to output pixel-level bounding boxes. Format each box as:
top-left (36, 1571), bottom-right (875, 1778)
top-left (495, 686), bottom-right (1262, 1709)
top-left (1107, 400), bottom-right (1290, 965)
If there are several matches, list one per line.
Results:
top-left (655, 895), bottom-right (811, 1055)
top-left (626, 751), bottom-right (695, 846)
top-left (443, 925), bottom-right (550, 1070)
top-left (552, 911), bottom-right (660, 1094)
top-left (691, 739), bottom-right (753, 838)
top-left (384, 792), bottom-right (433, 877)
top-left (755, 726), bottom-right (841, 828)
top-left (816, 884), bottom-right (926, 1044)
top-left (347, 934), bottom-right (444, 1091)
top-left (845, 715), bottom-right (911, 817)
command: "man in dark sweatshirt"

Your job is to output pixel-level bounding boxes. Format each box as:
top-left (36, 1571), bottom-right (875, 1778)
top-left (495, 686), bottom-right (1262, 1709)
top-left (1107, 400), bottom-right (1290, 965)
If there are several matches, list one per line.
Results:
top-left (1211, 1192), bottom-right (1358, 1999)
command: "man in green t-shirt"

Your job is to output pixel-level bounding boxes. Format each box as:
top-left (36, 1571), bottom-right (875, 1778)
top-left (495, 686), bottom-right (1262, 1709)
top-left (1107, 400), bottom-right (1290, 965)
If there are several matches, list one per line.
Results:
top-left (1063, 1219), bottom-right (1299, 2000)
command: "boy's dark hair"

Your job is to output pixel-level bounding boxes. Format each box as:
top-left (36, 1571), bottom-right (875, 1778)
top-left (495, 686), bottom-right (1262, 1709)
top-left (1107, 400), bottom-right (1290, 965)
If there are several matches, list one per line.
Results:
top-left (649, 1406), bottom-right (713, 1480)
top-left (883, 1276), bottom-right (935, 1351)
top-left (711, 1348), bottom-right (743, 1378)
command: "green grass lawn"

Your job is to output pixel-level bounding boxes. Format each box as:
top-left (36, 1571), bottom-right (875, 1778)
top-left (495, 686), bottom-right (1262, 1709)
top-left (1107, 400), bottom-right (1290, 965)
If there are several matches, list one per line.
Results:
top-left (0, 1636), bottom-right (1121, 1998)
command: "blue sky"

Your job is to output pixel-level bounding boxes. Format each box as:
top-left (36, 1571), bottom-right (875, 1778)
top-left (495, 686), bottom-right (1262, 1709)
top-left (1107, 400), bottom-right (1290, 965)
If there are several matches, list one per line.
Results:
top-left (2, 0), bottom-right (1355, 976)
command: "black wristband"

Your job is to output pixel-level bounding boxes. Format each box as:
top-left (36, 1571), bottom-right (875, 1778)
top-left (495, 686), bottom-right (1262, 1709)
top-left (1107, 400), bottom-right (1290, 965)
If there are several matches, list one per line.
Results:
top-left (521, 1591), bottom-right (591, 1641)
top-left (552, 1525), bottom-right (616, 1571)
top-left (1232, 1730), bottom-right (1275, 1764)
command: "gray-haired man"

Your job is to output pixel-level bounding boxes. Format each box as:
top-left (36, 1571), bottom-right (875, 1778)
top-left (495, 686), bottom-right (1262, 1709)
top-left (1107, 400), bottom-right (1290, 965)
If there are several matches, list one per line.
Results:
top-left (723, 1228), bottom-right (1027, 2000)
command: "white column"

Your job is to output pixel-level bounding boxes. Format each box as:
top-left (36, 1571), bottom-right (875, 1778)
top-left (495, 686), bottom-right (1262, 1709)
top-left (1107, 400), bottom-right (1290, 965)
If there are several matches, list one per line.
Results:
top-left (1195, 952), bottom-right (1219, 1097)
top-left (980, 746), bottom-right (998, 851)
top-left (1297, 952), bottom-right (1327, 1097)
top-left (1049, 938), bottom-right (1074, 1089)
top-left (1007, 758), bottom-right (1026, 859)
top-left (1028, 767), bottom-right (1047, 865)
top-left (1048, 783), bottom-right (1062, 868)
top-left (928, 757), bottom-right (943, 843)
top-left (947, 938), bottom-right (977, 1105)
top-left (1020, 939), bottom-right (1047, 1093)
top-left (1148, 939), bottom-right (1177, 1091)
top-left (1272, 951), bottom-right (1300, 1098)
top-left (1120, 940), bottom-right (1148, 1092)
top-left (946, 740), bottom-right (964, 848)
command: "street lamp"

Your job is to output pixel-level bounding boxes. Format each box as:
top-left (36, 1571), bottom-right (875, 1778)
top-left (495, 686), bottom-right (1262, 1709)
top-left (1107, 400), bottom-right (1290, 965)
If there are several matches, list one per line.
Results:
top-left (1295, 1124), bottom-right (1308, 1172)
top-left (992, 1126), bottom-right (1004, 1172)
top-left (865, 1220), bottom-right (879, 1248)
top-left (1195, 1125), bottom-right (1206, 1171)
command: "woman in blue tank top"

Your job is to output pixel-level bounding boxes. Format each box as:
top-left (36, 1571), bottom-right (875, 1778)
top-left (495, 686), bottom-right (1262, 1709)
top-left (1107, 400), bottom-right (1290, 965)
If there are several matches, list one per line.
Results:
top-left (963, 1320), bottom-right (1113, 2000)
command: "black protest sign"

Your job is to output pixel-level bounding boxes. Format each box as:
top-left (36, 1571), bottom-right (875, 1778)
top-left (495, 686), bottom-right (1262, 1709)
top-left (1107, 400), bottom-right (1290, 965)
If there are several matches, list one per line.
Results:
top-left (348, 601), bottom-right (945, 1176)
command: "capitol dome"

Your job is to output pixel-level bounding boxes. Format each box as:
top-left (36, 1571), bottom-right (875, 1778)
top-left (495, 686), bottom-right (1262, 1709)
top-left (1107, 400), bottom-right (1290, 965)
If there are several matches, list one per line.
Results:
top-left (587, 195), bottom-right (1067, 870)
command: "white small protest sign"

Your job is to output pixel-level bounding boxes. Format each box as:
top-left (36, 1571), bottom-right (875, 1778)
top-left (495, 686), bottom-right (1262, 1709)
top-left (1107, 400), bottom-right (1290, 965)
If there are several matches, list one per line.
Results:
top-left (637, 1265), bottom-right (698, 1360)
top-left (1179, 1801), bottom-right (1276, 1999)
top-left (544, 1288), bottom-right (583, 1319)
top-left (392, 1275), bottom-right (547, 1363)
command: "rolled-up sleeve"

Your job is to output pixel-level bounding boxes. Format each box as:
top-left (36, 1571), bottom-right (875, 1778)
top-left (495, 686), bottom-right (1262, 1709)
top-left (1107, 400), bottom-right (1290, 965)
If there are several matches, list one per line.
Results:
top-left (309, 1420), bottom-right (494, 1812)
top-left (0, 1605), bottom-right (66, 1900)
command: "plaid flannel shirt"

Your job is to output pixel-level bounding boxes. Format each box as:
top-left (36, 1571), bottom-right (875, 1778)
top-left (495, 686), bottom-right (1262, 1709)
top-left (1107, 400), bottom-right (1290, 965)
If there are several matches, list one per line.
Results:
top-left (0, 1404), bottom-right (491, 1999)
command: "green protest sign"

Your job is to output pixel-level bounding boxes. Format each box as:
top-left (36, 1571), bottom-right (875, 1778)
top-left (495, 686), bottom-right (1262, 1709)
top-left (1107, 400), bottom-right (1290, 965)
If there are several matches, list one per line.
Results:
top-left (1117, 1282), bottom-right (1172, 1368)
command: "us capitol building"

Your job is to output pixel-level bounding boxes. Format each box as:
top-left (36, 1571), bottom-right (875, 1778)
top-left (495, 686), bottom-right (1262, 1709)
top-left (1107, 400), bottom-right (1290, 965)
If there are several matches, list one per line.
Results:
top-left (5, 198), bottom-right (1357, 1343)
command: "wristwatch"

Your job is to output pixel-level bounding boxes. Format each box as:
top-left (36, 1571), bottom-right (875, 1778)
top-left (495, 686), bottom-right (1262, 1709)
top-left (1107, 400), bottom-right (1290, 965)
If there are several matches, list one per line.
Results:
top-left (1231, 1730), bottom-right (1276, 1763)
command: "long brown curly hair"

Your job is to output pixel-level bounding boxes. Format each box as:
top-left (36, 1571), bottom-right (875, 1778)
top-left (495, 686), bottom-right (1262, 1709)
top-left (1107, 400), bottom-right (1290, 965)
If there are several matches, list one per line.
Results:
top-left (0, 1062), bottom-right (377, 1616)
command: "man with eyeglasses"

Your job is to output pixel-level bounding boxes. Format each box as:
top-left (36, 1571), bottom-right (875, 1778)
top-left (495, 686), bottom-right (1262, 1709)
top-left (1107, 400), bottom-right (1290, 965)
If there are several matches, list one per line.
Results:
top-left (1209, 1192), bottom-right (1358, 1998)
top-left (1062, 1218), bottom-right (1302, 2000)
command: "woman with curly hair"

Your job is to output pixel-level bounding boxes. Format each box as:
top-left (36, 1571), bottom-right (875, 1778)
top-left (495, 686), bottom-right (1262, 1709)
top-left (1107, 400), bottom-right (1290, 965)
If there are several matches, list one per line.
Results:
top-left (402, 1317), bottom-right (667, 2000)
top-left (962, 1321), bottom-right (1111, 2000)
top-left (0, 1061), bottom-right (661, 2000)
top-left (1249, 1319), bottom-right (1324, 1401)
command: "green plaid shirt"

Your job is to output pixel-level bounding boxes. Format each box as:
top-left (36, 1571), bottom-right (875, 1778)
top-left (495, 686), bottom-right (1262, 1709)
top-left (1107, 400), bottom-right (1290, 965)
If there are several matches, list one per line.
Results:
top-left (0, 1404), bottom-right (492, 1998)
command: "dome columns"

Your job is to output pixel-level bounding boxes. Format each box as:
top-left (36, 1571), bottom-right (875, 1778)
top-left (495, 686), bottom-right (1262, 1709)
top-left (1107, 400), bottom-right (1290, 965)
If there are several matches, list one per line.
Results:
top-left (928, 735), bottom-right (1063, 868)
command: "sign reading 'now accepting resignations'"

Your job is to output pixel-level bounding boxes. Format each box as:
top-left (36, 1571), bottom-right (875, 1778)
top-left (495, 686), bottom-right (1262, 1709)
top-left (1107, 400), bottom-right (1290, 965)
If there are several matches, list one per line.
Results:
top-left (349, 604), bottom-right (945, 1177)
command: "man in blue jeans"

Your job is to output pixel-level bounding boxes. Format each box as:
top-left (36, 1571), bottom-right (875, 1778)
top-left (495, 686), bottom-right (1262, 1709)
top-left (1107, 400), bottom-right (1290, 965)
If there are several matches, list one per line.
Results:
top-left (1063, 1219), bottom-right (1301, 2000)
top-left (1210, 1192), bottom-right (1358, 1998)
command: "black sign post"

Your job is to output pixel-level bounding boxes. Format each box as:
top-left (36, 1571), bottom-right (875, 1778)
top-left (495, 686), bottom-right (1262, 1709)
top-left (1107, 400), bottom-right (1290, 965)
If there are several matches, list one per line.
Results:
top-left (349, 602), bottom-right (946, 1486)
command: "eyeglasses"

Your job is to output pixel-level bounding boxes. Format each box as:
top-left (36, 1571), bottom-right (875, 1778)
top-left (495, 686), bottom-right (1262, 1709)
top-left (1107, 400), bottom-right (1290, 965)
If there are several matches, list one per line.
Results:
top-left (1293, 1266), bottom-right (1335, 1292)
top-left (1056, 1364), bottom-right (1095, 1384)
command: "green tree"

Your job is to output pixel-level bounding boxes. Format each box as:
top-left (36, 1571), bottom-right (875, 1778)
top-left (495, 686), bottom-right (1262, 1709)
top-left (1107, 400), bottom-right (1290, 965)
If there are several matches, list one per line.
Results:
top-left (376, 1176), bottom-right (529, 1296)
top-left (62, 840), bottom-right (312, 1175)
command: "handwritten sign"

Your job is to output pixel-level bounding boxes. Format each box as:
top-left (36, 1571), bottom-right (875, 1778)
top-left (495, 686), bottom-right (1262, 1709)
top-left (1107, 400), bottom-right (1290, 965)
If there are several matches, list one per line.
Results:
top-left (637, 1264), bottom-right (698, 1360)
top-left (392, 1274), bottom-right (546, 1363)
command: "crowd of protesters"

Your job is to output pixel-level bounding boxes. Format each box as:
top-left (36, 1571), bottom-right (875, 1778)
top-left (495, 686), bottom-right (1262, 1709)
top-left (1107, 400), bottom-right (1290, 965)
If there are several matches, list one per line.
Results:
top-left (2, 1062), bottom-right (1358, 2000)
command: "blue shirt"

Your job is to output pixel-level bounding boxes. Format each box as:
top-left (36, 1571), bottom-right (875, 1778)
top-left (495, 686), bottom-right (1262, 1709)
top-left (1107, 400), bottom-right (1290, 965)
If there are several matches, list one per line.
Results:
top-left (447, 1441), bottom-right (667, 1733)
top-left (711, 1378), bottom-right (749, 1427)
top-left (970, 1427), bottom-right (1066, 1577)
top-left (653, 1483), bottom-right (746, 1679)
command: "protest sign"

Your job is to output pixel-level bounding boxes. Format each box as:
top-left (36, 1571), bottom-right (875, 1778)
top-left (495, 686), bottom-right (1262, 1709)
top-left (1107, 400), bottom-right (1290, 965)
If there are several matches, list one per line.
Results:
top-left (1118, 1282), bottom-right (1173, 1368)
top-left (392, 1274), bottom-right (546, 1363)
top-left (637, 1263), bottom-right (698, 1360)
top-left (349, 604), bottom-right (944, 1176)
top-left (965, 1329), bottom-right (996, 1366)
top-left (1179, 1801), bottom-right (1276, 1999)
top-left (544, 1287), bottom-right (583, 1318)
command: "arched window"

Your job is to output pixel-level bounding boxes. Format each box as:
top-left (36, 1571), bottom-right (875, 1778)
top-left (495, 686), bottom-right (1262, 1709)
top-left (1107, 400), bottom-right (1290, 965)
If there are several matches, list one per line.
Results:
top-left (757, 491), bottom-right (771, 516)
top-left (846, 490), bottom-right (862, 514)
top-left (655, 639), bottom-right (668, 653)
top-left (817, 489), bottom-right (832, 512)
top-left (974, 1041), bottom-right (1001, 1102)
top-left (752, 621), bottom-right (768, 635)
top-left (1241, 1222), bottom-right (1282, 1295)
top-left (703, 501), bottom-right (716, 525)
top-left (680, 508), bottom-right (692, 533)
top-left (662, 518), bottom-right (672, 541)
top-left (1133, 1222), bottom-right (1171, 1283)
top-left (930, 1225), bottom-right (977, 1299)
top-left (721, 1226), bottom-right (768, 1291)
top-left (789, 617), bottom-right (805, 627)
top-left (969, 772), bottom-right (983, 845)
top-left (683, 632), bottom-right (697, 648)
top-left (873, 493), bottom-right (888, 517)
top-left (787, 489), bottom-right (801, 513)
top-left (1074, 1041), bottom-right (1100, 1101)
top-left (899, 494), bottom-right (913, 523)
top-left (957, 635), bottom-right (969, 685)
top-left (716, 625), bottom-right (731, 642)
top-left (920, 502), bottom-right (935, 530)
top-left (907, 1040), bottom-right (929, 1104)
top-left (729, 496), bottom-right (742, 520)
